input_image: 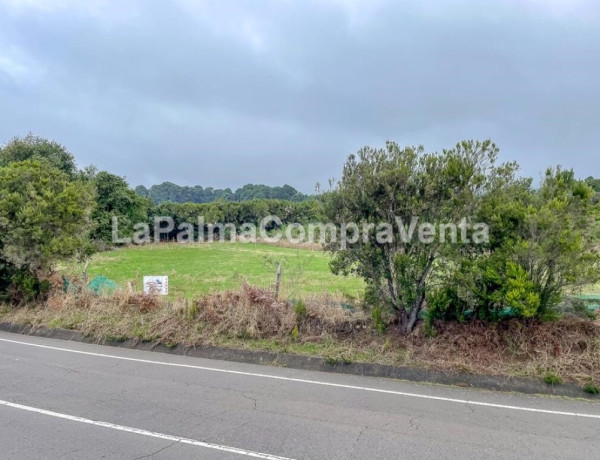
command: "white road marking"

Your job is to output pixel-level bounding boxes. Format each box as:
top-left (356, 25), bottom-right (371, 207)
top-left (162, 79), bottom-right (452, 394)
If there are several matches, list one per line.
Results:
top-left (0, 399), bottom-right (294, 460)
top-left (2, 336), bottom-right (600, 419)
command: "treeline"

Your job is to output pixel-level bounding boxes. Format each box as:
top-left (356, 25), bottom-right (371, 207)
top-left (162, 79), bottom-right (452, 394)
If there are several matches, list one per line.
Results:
top-left (135, 182), bottom-right (309, 204)
top-left (149, 199), bottom-right (320, 240)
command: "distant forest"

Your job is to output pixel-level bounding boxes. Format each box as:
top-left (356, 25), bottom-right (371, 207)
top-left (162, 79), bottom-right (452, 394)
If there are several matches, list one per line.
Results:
top-left (586, 176), bottom-right (600, 193)
top-left (136, 178), bottom-right (600, 205)
top-left (135, 182), bottom-right (310, 204)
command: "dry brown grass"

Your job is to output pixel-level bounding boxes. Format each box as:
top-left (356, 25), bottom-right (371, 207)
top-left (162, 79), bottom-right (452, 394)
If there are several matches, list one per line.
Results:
top-left (3, 284), bottom-right (367, 345)
top-left (296, 293), bottom-right (369, 337)
top-left (196, 283), bottom-right (295, 338)
top-left (46, 290), bottom-right (161, 314)
top-left (2, 285), bottom-right (600, 386)
top-left (194, 283), bottom-right (368, 339)
top-left (396, 319), bottom-right (600, 385)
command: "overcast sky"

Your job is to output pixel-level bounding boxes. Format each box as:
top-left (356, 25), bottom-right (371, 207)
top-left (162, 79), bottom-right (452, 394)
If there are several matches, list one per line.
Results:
top-left (1, 0), bottom-right (598, 192)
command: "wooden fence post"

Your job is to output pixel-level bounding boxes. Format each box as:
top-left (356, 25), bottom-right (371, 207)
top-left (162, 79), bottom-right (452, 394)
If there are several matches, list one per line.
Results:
top-left (275, 263), bottom-right (282, 300)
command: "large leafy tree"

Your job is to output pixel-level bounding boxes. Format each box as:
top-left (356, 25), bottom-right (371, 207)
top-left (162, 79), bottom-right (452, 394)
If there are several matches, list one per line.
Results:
top-left (323, 140), bottom-right (517, 333)
top-left (0, 133), bottom-right (77, 177)
top-left (0, 160), bottom-right (95, 274)
top-left (89, 171), bottom-right (150, 243)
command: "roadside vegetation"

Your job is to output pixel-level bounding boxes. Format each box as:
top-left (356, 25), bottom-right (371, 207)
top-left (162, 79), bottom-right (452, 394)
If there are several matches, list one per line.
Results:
top-left (1, 133), bottom-right (599, 389)
top-left (3, 285), bottom-right (600, 386)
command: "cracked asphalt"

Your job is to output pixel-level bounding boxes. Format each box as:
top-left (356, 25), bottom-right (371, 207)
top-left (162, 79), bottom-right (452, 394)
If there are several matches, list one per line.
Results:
top-left (1, 331), bottom-right (600, 459)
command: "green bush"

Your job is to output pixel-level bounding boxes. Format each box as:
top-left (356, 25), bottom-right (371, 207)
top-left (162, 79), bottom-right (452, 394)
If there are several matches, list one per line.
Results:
top-left (0, 159), bottom-right (95, 273)
top-left (426, 285), bottom-right (465, 324)
top-left (9, 269), bottom-right (51, 304)
top-left (583, 383), bottom-right (600, 395)
top-left (291, 325), bottom-right (299, 341)
top-left (0, 257), bottom-right (15, 302)
top-left (430, 257), bottom-right (546, 323)
top-left (371, 306), bottom-right (386, 335)
top-left (504, 262), bottom-right (541, 318)
top-left (429, 167), bottom-right (600, 326)
top-left (543, 372), bottom-right (563, 386)
top-left (293, 300), bottom-right (307, 321)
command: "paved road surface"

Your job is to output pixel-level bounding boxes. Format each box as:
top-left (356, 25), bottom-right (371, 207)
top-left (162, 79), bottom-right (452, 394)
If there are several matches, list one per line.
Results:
top-left (1, 331), bottom-right (599, 459)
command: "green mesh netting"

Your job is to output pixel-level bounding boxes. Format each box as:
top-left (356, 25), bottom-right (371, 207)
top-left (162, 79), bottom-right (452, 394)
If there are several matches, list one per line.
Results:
top-left (88, 275), bottom-right (118, 295)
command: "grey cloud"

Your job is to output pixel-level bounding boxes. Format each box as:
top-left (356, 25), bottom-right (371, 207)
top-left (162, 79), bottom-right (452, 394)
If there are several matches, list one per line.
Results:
top-left (0, 0), bottom-right (599, 192)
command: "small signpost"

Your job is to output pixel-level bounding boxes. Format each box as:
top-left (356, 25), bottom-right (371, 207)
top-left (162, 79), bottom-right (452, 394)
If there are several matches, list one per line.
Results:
top-left (143, 276), bottom-right (169, 295)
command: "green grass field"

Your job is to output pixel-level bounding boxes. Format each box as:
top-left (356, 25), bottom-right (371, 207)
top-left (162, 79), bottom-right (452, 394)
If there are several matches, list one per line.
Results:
top-left (69, 243), bottom-right (364, 300)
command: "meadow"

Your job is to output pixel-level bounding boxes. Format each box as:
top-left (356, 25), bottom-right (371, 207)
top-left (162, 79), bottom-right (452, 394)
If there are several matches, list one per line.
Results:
top-left (71, 242), bottom-right (364, 300)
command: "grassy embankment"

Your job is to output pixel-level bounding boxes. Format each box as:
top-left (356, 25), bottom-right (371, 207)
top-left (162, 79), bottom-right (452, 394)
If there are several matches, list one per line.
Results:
top-left (2, 242), bottom-right (600, 390)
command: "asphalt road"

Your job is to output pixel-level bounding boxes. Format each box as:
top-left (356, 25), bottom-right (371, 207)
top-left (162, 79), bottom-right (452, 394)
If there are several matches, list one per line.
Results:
top-left (1, 331), bottom-right (600, 459)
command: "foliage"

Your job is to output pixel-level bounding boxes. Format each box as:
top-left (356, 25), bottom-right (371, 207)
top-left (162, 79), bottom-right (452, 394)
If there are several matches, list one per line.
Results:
top-left (0, 133), bottom-right (77, 177)
top-left (0, 160), bottom-right (95, 274)
top-left (136, 181), bottom-right (309, 204)
top-left (427, 283), bottom-right (467, 324)
top-left (0, 135), bottom-right (87, 301)
top-left (543, 372), bottom-right (563, 385)
top-left (144, 199), bottom-right (322, 241)
top-left (87, 170), bottom-right (150, 243)
top-left (0, 255), bottom-right (16, 302)
top-left (291, 325), bottom-right (300, 341)
top-left (515, 169), bottom-right (599, 311)
top-left (1, 131), bottom-right (597, 340)
top-left (371, 306), bottom-right (386, 335)
top-left (585, 176), bottom-right (600, 194)
top-left (428, 258), bottom-right (540, 323)
top-left (583, 383), bottom-right (600, 395)
top-left (323, 140), bottom-right (517, 333)
top-left (8, 268), bottom-right (52, 304)
top-left (429, 167), bottom-right (600, 325)
top-left (293, 300), bottom-right (308, 320)
top-left (483, 261), bottom-right (541, 318)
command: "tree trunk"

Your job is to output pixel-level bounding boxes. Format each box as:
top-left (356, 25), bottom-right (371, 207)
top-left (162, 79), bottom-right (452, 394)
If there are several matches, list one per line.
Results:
top-left (405, 295), bottom-right (425, 333)
top-left (405, 253), bottom-right (436, 333)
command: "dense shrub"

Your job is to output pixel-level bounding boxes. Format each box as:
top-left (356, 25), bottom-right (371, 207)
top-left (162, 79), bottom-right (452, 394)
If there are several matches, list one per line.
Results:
top-left (7, 269), bottom-right (51, 304)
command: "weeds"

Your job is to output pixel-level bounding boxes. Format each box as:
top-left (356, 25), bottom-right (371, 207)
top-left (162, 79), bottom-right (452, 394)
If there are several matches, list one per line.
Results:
top-left (583, 383), bottom-right (600, 395)
top-left (293, 300), bottom-right (307, 321)
top-left (291, 325), bottom-right (299, 341)
top-left (543, 372), bottom-right (563, 386)
top-left (371, 306), bottom-right (386, 335)
top-left (196, 282), bottom-right (294, 338)
top-left (3, 285), bottom-right (600, 386)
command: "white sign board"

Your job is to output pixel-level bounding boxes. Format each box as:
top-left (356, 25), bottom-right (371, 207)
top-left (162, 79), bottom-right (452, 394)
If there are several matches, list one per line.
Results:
top-left (143, 276), bottom-right (169, 295)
